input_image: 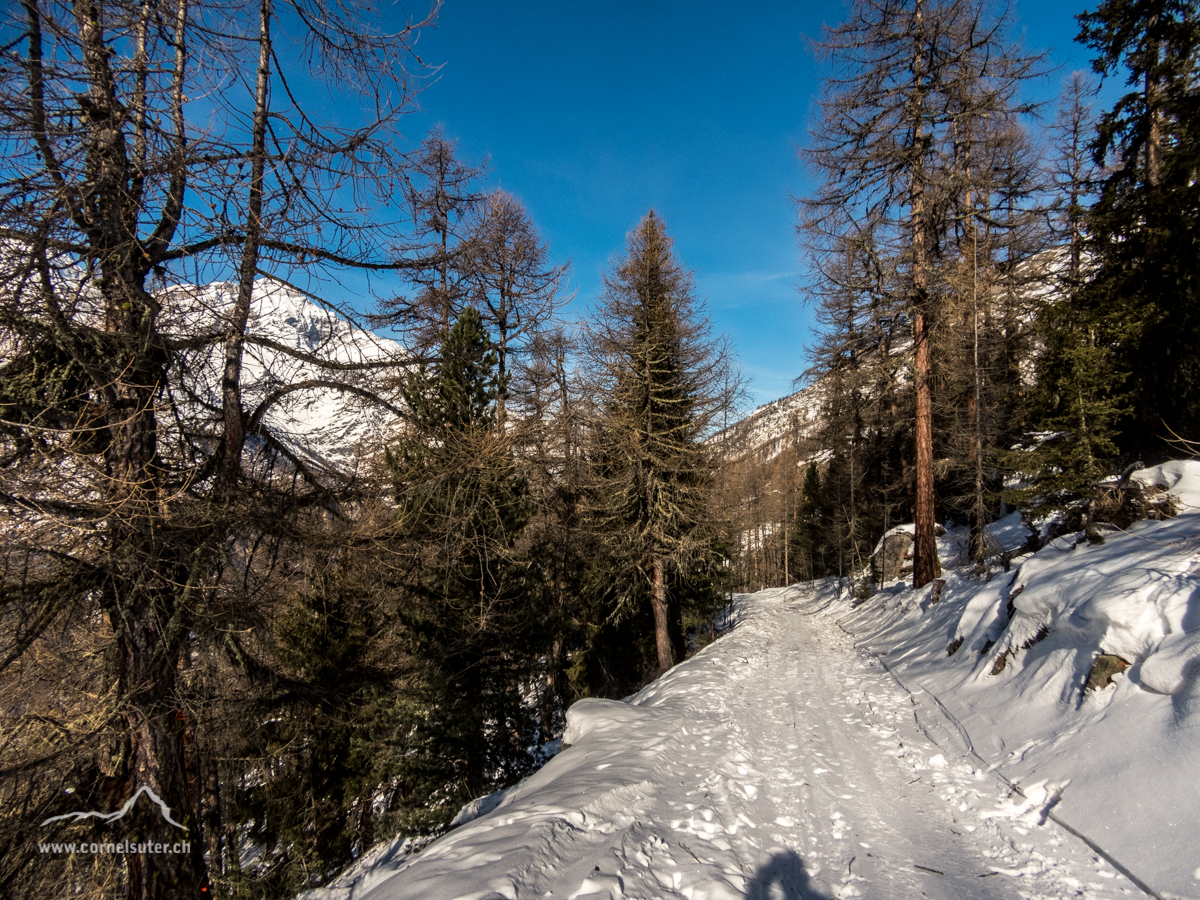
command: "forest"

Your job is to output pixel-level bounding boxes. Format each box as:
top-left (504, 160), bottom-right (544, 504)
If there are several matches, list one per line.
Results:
top-left (0, 0), bottom-right (1196, 898)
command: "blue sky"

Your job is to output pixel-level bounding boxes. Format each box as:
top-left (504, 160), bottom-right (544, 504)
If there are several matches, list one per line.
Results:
top-left (387, 0), bottom-right (1113, 410)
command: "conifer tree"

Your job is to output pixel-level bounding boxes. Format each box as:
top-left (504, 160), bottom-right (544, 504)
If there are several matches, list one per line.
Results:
top-left (936, 103), bottom-right (1044, 562)
top-left (375, 129), bottom-right (487, 355)
top-left (789, 463), bottom-right (826, 582)
top-left (0, 3), bottom-right (434, 895)
top-left (802, 229), bottom-right (911, 583)
top-left (1017, 76), bottom-right (1124, 516)
top-left (518, 326), bottom-right (594, 735)
top-left (801, 0), bottom-right (1042, 586)
top-left (461, 190), bottom-right (569, 426)
top-left (227, 552), bottom-right (397, 897)
top-left (387, 308), bottom-right (537, 820)
top-left (1077, 0), bottom-right (1200, 451)
top-left (586, 212), bottom-right (735, 676)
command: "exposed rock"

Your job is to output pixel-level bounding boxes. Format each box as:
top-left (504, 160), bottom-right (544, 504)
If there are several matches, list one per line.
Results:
top-left (947, 637), bottom-right (964, 657)
top-left (872, 531), bottom-right (913, 583)
top-left (990, 626), bottom-right (1050, 675)
top-left (992, 649), bottom-right (1011, 675)
top-left (1084, 653), bottom-right (1131, 692)
top-left (930, 578), bottom-right (946, 604)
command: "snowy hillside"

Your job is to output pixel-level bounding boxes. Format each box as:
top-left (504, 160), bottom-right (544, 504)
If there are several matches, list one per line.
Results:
top-left (165, 278), bottom-right (406, 471)
top-left (300, 461), bottom-right (1200, 900)
top-left (714, 383), bottom-right (824, 463)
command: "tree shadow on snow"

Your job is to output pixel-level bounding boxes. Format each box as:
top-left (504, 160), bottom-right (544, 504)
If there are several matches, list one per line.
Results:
top-left (745, 849), bottom-right (830, 900)
top-left (1180, 580), bottom-right (1200, 632)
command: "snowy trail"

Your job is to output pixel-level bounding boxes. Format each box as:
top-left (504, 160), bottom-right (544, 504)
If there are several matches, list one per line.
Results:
top-left (319, 586), bottom-right (1143, 900)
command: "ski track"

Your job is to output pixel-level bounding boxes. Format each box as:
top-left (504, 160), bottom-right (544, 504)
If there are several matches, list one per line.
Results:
top-left (356, 586), bottom-right (1142, 900)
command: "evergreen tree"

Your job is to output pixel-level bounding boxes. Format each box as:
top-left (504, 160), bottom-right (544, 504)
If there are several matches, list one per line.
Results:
top-left (1015, 76), bottom-right (1125, 517)
top-left (227, 554), bottom-right (396, 898)
top-left (585, 212), bottom-right (736, 677)
top-left (386, 308), bottom-right (537, 824)
top-left (789, 463), bottom-right (826, 582)
top-left (1078, 0), bottom-right (1200, 451)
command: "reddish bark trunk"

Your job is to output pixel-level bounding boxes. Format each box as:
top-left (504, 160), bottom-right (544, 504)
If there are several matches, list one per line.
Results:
top-left (910, 152), bottom-right (939, 590)
top-left (912, 306), bottom-right (939, 589)
top-left (651, 558), bottom-right (675, 674)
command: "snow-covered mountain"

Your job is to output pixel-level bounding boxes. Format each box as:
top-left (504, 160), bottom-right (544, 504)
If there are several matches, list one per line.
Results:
top-left (299, 461), bottom-right (1200, 900)
top-left (165, 278), bottom-right (406, 473)
top-left (714, 383), bottom-right (824, 464)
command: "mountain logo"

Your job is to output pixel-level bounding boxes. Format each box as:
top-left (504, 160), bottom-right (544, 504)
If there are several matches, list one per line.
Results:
top-left (41, 786), bottom-right (189, 832)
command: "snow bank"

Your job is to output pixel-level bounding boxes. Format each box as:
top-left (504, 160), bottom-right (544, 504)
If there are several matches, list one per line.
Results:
top-left (561, 697), bottom-right (655, 746)
top-left (1136, 459), bottom-right (1200, 512)
top-left (830, 460), bottom-right (1200, 898)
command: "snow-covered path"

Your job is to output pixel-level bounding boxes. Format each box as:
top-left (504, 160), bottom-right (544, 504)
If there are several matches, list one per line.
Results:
top-left (316, 587), bottom-right (1141, 900)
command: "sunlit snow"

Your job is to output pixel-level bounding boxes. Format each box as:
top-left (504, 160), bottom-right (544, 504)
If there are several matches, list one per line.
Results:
top-left (301, 462), bottom-right (1200, 900)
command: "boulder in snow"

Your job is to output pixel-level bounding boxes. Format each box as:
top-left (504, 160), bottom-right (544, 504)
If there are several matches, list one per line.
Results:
top-left (871, 527), bottom-right (914, 583)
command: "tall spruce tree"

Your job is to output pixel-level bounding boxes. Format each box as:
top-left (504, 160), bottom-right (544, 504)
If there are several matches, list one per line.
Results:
top-left (1077, 0), bottom-right (1200, 452)
top-left (585, 212), bottom-right (735, 676)
top-left (386, 307), bottom-right (537, 822)
top-left (1016, 76), bottom-right (1124, 517)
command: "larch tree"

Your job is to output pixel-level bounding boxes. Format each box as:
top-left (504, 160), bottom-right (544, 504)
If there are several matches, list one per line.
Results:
top-left (801, 0), bottom-right (1042, 588)
top-left (517, 323), bottom-right (593, 736)
top-left (461, 189), bottom-right (569, 426)
top-left (375, 128), bottom-right (487, 356)
top-left (936, 91), bottom-right (1045, 563)
top-left (0, 1), bottom-right (435, 896)
top-left (586, 212), bottom-right (736, 675)
top-left (801, 224), bottom-right (910, 585)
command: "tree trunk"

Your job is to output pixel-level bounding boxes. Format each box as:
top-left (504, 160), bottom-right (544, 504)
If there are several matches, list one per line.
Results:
top-left (540, 634), bottom-right (565, 741)
top-left (203, 757), bottom-right (222, 876)
top-left (218, 0), bottom-right (272, 497)
top-left (651, 558), bottom-right (675, 674)
top-left (910, 179), bottom-right (939, 589)
top-left (912, 305), bottom-right (939, 589)
top-left (1145, 31), bottom-right (1161, 188)
top-left (909, 0), bottom-right (938, 591)
top-left (115, 603), bottom-right (207, 898)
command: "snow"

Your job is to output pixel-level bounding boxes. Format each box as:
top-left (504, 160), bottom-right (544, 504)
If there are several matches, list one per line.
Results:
top-left (1135, 460), bottom-right (1200, 513)
top-left (713, 384), bottom-right (825, 463)
top-left (164, 278), bottom-right (406, 471)
top-left (301, 461), bottom-right (1200, 900)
